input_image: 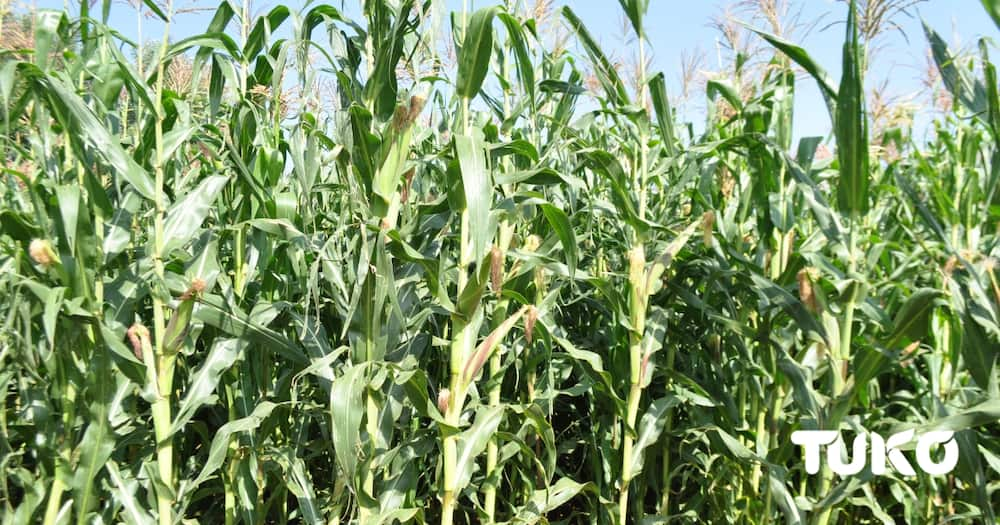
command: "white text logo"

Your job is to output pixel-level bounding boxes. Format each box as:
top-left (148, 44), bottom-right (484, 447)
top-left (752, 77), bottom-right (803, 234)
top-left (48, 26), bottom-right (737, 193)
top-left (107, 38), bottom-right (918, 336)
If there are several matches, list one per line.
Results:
top-left (791, 429), bottom-right (958, 476)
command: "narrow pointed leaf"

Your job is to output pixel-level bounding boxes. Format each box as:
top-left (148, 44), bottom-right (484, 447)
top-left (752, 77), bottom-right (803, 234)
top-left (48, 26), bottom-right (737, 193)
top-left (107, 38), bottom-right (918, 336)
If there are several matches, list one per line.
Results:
top-left (456, 6), bottom-right (498, 99)
top-left (835, 1), bottom-right (870, 214)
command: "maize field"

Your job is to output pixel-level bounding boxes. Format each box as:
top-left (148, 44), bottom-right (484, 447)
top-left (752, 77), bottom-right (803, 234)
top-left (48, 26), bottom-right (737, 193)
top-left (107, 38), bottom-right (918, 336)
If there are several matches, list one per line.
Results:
top-left (0, 0), bottom-right (998, 523)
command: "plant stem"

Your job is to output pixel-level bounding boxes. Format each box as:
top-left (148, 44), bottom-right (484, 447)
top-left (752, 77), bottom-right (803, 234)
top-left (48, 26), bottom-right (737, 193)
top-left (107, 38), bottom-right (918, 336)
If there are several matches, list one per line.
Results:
top-left (620, 242), bottom-right (646, 524)
top-left (442, 4), bottom-right (474, 519)
top-left (442, 317), bottom-right (468, 525)
top-left (442, 210), bottom-right (473, 524)
top-left (838, 214), bottom-right (859, 395)
top-left (224, 379), bottom-right (238, 525)
top-left (816, 215), bottom-right (859, 525)
top-left (442, 165), bottom-right (472, 525)
top-left (483, 341), bottom-right (503, 520)
top-left (150, 1), bottom-right (175, 523)
top-left (619, 380), bottom-right (642, 523)
top-left (483, 21), bottom-right (518, 517)
top-left (483, 236), bottom-right (511, 522)
top-left (361, 390), bottom-right (378, 523)
top-left (762, 386), bottom-right (783, 521)
top-left (44, 329), bottom-right (77, 524)
top-left (361, 281), bottom-right (380, 522)
top-left (620, 30), bottom-right (650, 525)
top-left (659, 341), bottom-right (677, 514)
top-left (42, 478), bottom-right (66, 525)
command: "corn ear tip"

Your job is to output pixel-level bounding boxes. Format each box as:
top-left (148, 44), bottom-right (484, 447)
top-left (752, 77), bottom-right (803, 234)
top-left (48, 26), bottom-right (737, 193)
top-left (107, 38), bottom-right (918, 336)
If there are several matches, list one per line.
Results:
top-left (408, 95), bottom-right (426, 123)
top-left (392, 104), bottom-right (408, 130)
top-left (523, 234), bottom-right (541, 253)
top-left (797, 268), bottom-right (818, 313)
top-left (943, 255), bottom-right (958, 277)
top-left (900, 341), bottom-right (921, 367)
top-left (490, 245), bottom-right (503, 292)
top-left (702, 210), bottom-right (716, 246)
top-left (127, 323), bottom-right (150, 360)
top-left (525, 305), bottom-right (538, 344)
top-left (181, 278), bottom-right (207, 301)
top-left (437, 388), bottom-right (450, 414)
top-left (28, 238), bottom-right (58, 267)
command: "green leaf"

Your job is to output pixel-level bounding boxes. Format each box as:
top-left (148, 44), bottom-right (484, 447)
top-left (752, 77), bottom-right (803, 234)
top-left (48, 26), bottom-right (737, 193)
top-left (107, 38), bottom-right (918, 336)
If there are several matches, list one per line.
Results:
top-left (189, 402), bottom-right (277, 490)
top-left (517, 477), bottom-right (596, 522)
top-left (272, 452), bottom-right (324, 525)
top-left (141, 0), bottom-right (167, 22)
top-left (646, 219), bottom-right (701, 286)
top-left (960, 305), bottom-right (998, 390)
top-left (21, 67), bottom-right (156, 200)
top-left (909, 399), bottom-right (1000, 434)
top-left (105, 42), bottom-right (157, 110)
top-left (777, 350), bottom-right (821, 420)
top-left (983, 0), bottom-right (1000, 30)
top-left (649, 73), bottom-right (676, 156)
top-left (924, 21), bottom-right (988, 117)
top-left (71, 401), bottom-right (114, 521)
top-left (166, 33), bottom-right (242, 63)
top-left (745, 24), bottom-right (837, 112)
top-left (393, 367), bottom-right (448, 425)
top-left (301, 4), bottom-right (346, 40)
top-left (106, 463), bottom-right (155, 525)
top-left (455, 254), bottom-right (491, 320)
top-left (538, 79), bottom-right (585, 95)
top-left (704, 426), bottom-right (804, 524)
top-left (749, 273), bottom-right (828, 346)
top-left (561, 6), bottom-right (629, 106)
top-left (455, 134), bottom-right (494, 263)
top-left (707, 79), bottom-right (743, 112)
top-left (161, 124), bottom-right (195, 165)
top-left (33, 10), bottom-right (64, 70)
top-left (363, 2), bottom-right (412, 120)
top-left (493, 168), bottom-right (564, 185)
top-left (92, 63), bottom-right (125, 109)
top-left (627, 396), bottom-right (679, 480)
top-left (497, 13), bottom-right (535, 103)
top-left (835, 0), bottom-right (870, 214)
top-left (194, 294), bottom-right (307, 365)
top-left (578, 149), bottom-right (640, 227)
top-left (550, 331), bottom-right (626, 411)
top-left (161, 175), bottom-right (229, 254)
top-left (453, 405), bottom-right (504, 493)
top-left (169, 338), bottom-right (245, 435)
top-left (55, 185), bottom-right (80, 255)
top-left (887, 289), bottom-right (943, 347)
top-left (330, 363), bottom-right (369, 492)
top-left (456, 6), bottom-right (498, 99)
top-left (980, 40), bottom-right (1000, 141)
top-left (0, 209), bottom-right (41, 242)
top-left (243, 5), bottom-right (290, 59)
top-left (539, 203), bottom-right (577, 278)
top-left (616, 0), bottom-right (649, 38)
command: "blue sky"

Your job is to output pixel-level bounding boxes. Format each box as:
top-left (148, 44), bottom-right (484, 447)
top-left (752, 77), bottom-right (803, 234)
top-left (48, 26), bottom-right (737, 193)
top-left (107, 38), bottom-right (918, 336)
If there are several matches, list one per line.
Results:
top-left (563, 0), bottom-right (996, 141)
top-left (34, 0), bottom-right (999, 142)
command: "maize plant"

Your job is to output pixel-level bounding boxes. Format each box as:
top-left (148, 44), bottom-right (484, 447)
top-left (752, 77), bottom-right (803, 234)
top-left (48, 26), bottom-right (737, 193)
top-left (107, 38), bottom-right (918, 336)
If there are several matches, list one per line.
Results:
top-left (0, 0), bottom-right (997, 524)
